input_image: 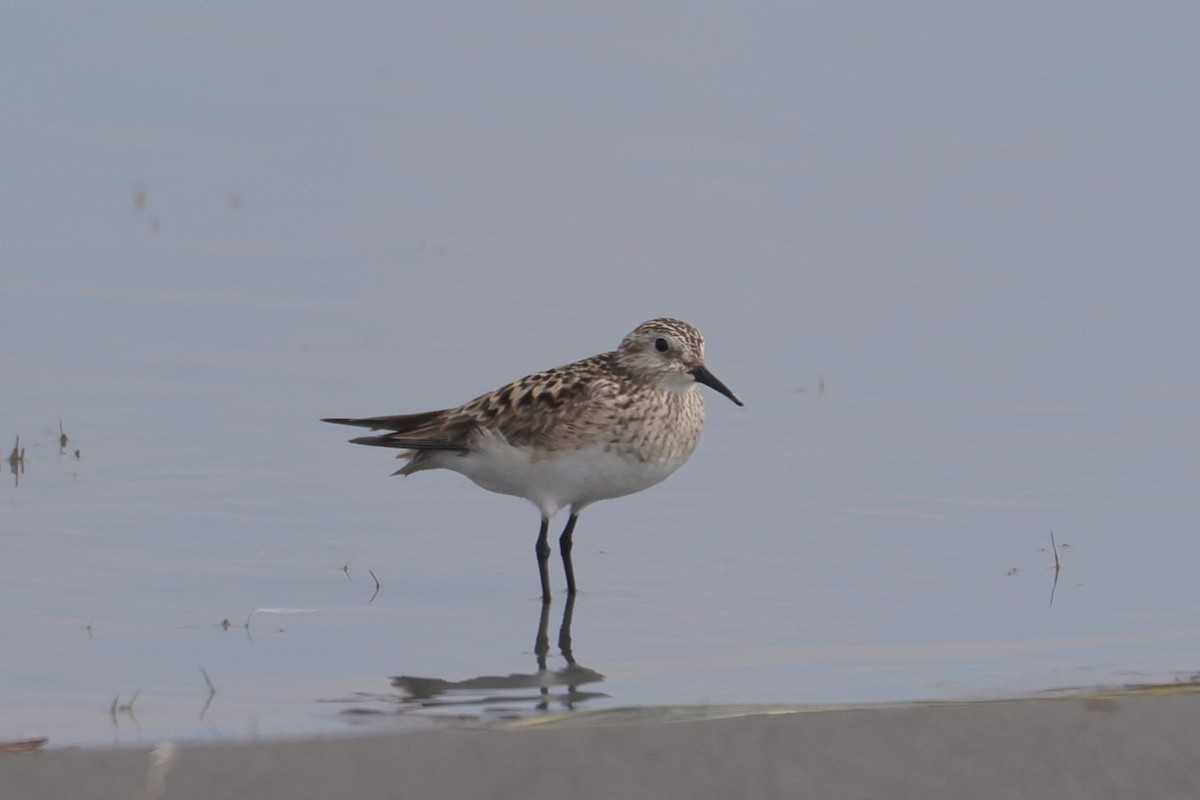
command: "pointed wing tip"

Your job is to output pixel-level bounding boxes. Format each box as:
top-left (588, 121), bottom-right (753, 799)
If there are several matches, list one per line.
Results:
top-left (348, 434), bottom-right (392, 447)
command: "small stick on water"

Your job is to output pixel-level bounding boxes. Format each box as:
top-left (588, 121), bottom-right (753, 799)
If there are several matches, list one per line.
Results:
top-left (1049, 530), bottom-right (1062, 606)
top-left (110, 691), bottom-right (140, 731)
top-left (8, 438), bottom-right (23, 487)
top-left (199, 666), bottom-right (217, 720)
top-left (368, 569), bottom-right (381, 604)
top-left (112, 689), bottom-right (140, 715)
top-left (238, 610), bottom-right (258, 642)
top-left (199, 666), bottom-right (216, 696)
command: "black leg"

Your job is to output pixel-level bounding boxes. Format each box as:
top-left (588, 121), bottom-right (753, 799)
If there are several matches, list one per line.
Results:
top-left (559, 513), bottom-right (579, 596)
top-left (534, 599), bottom-right (552, 709)
top-left (535, 517), bottom-right (552, 602)
top-left (557, 592), bottom-right (577, 665)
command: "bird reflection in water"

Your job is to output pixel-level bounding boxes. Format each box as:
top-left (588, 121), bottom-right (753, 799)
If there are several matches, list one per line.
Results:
top-left (340, 597), bottom-right (606, 722)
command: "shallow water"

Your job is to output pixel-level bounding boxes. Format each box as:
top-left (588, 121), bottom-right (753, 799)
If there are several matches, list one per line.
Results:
top-left (4, 4), bottom-right (1200, 748)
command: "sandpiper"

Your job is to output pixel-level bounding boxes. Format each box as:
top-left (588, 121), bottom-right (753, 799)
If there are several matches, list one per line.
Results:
top-left (324, 317), bottom-right (743, 601)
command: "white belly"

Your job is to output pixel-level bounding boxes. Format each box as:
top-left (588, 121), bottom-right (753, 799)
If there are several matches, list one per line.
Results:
top-left (433, 440), bottom-right (685, 519)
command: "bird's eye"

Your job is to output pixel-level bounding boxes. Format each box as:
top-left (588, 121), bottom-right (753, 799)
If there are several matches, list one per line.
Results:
top-left (655, 337), bottom-right (669, 352)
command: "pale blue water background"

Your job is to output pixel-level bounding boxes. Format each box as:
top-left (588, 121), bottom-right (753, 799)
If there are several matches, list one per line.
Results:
top-left (3, 3), bottom-right (1199, 747)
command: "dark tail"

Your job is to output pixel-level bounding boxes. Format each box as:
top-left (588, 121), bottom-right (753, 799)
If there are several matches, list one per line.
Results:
top-left (321, 410), bottom-right (447, 432)
top-left (323, 410), bottom-right (466, 451)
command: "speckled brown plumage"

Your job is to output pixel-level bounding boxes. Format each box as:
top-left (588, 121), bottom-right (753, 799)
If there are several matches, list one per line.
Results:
top-left (323, 317), bottom-right (742, 600)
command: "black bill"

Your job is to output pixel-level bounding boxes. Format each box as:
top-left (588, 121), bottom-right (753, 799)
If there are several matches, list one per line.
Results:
top-left (690, 365), bottom-right (744, 407)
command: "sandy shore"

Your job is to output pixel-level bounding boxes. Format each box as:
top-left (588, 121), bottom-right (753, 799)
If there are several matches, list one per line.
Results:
top-left (5, 691), bottom-right (1199, 799)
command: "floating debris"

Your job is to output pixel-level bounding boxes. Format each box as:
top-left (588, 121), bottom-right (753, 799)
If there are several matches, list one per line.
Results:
top-left (369, 569), bottom-right (381, 604)
top-left (7, 436), bottom-right (23, 468)
top-left (111, 689), bottom-right (141, 717)
top-left (7, 436), bottom-right (24, 485)
top-left (1049, 530), bottom-right (1063, 606)
top-left (199, 666), bottom-right (217, 721)
top-left (0, 737), bottom-right (48, 753)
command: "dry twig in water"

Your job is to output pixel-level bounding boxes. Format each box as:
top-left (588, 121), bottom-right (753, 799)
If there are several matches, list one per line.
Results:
top-left (198, 666), bottom-right (217, 720)
top-left (369, 569), bottom-right (381, 604)
top-left (1049, 531), bottom-right (1062, 606)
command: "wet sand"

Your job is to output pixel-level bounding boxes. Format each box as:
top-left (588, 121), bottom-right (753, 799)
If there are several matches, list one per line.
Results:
top-left (5, 691), bottom-right (1199, 799)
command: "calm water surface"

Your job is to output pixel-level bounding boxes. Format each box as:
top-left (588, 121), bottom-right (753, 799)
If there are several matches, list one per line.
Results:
top-left (4, 4), bottom-right (1200, 748)
top-left (5, 294), bottom-right (1198, 748)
